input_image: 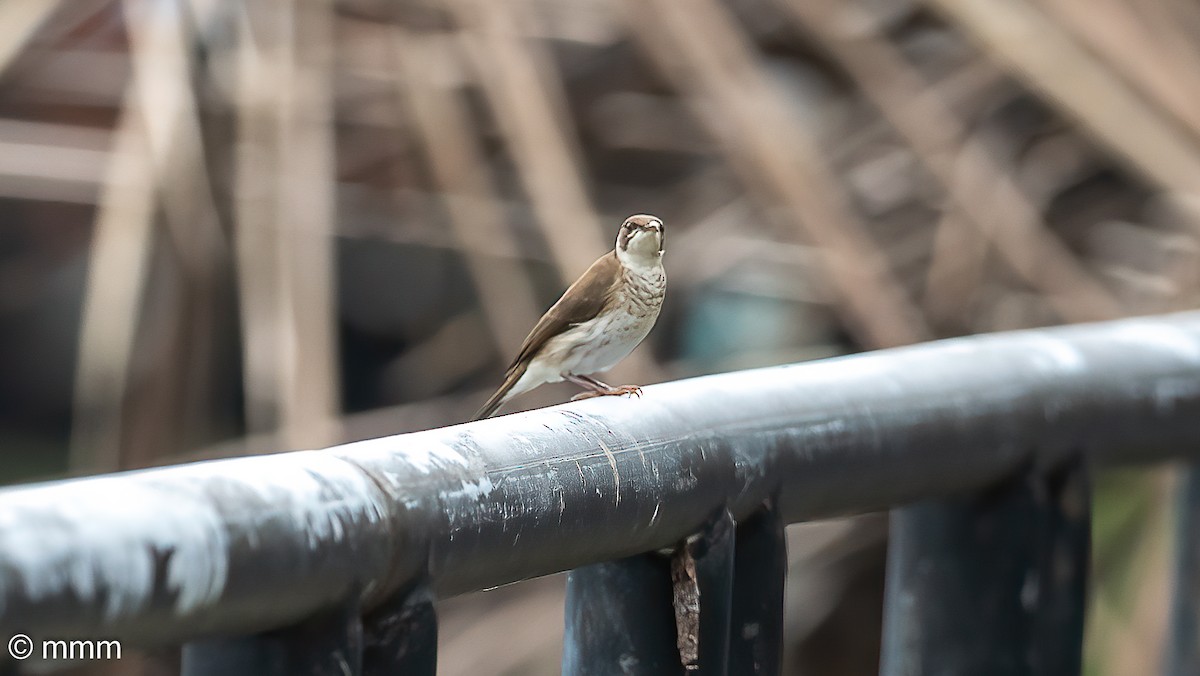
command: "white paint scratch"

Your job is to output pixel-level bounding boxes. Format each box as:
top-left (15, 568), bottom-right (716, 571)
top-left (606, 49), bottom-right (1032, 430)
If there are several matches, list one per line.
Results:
top-left (453, 476), bottom-right (496, 502)
top-left (0, 452), bottom-right (393, 620)
top-left (0, 476), bottom-right (228, 620)
top-left (599, 442), bottom-right (621, 508)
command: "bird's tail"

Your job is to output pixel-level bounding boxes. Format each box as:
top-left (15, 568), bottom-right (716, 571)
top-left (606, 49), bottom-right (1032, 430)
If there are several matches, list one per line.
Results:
top-left (472, 362), bottom-right (529, 421)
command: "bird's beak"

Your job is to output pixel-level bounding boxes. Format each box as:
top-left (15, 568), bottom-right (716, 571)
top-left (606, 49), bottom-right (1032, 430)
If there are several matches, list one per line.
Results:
top-left (649, 221), bottom-right (664, 253)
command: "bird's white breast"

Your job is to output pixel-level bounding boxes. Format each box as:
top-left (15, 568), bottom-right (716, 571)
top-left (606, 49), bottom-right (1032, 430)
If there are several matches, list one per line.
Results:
top-left (539, 261), bottom-right (665, 378)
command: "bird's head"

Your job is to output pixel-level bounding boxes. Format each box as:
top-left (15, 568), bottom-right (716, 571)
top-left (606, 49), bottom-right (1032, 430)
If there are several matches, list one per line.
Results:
top-left (616, 214), bottom-right (664, 267)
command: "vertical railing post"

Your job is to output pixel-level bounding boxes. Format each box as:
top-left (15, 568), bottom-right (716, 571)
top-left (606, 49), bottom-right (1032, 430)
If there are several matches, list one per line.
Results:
top-left (180, 584), bottom-right (438, 676)
top-left (362, 583), bottom-right (439, 676)
top-left (563, 551), bottom-right (682, 675)
top-left (181, 598), bottom-right (363, 676)
top-left (563, 511), bottom-right (737, 675)
top-left (1030, 458), bottom-right (1090, 674)
top-left (564, 506), bottom-right (785, 675)
top-left (728, 503), bottom-right (787, 675)
top-left (1166, 466), bottom-right (1200, 676)
top-left (880, 457), bottom-right (1089, 676)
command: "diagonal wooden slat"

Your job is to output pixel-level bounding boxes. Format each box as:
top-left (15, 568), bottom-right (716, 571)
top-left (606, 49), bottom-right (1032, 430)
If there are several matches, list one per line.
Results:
top-left (615, 0), bottom-right (931, 348)
top-left (233, 0), bottom-right (341, 447)
top-left (391, 29), bottom-right (540, 359)
top-left (0, 0), bottom-right (60, 78)
top-left (784, 0), bottom-right (1124, 324)
top-left (447, 0), bottom-right (606, 277)
top-left (925, 0), bottom-right (1200, 204)
top-left (68, 88), bottom-right (156, 473)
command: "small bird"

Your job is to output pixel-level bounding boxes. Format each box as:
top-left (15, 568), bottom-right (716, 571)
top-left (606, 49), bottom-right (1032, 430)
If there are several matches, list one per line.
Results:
top-left (473, 214), bottom-right (666, 420)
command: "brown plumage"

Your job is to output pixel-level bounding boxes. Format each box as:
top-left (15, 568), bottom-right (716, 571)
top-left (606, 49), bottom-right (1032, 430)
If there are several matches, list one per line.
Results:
top-left (473, 215), bottom-right (666, 420)
top-left (473, 253), bottom-right (621, 419)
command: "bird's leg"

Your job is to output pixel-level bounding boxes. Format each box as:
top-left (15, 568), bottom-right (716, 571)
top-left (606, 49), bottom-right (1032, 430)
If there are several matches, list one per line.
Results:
top-left (566, 374), bottom-right (643, 400)
top-left (576, 374), bottom-right (612, 390)
top-left (564, 374), bottom-right (608, 399)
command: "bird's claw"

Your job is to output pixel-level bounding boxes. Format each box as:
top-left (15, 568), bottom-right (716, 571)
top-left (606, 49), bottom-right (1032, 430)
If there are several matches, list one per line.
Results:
top-left (612, 385), bottom-right (643, 398)
top-left (571, 385), bottom-right (643, 401)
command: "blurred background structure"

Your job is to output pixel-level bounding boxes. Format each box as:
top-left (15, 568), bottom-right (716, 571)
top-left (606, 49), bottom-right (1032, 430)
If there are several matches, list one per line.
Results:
top-left (1, 0), bottom-right (1198, 673)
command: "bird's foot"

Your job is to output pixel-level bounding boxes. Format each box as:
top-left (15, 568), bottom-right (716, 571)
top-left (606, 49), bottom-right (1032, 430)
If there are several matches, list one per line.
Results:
top-left (610, 384), bottom-right (643, 398)
top-left (571, 384), bottom-right (643, 401)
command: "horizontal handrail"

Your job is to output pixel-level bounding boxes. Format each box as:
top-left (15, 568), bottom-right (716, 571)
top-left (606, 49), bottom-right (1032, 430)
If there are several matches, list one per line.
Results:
top-left (2, 312), bottom-right (1199, 645)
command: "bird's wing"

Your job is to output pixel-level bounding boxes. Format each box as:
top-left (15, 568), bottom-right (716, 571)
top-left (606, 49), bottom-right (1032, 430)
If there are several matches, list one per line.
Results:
top-left (506, 251), bottom-right (620, 374)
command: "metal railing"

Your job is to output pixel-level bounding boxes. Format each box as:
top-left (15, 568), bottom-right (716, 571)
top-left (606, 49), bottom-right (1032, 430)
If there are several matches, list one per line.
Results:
top-left (1, 312), bottom-right (1199, 674)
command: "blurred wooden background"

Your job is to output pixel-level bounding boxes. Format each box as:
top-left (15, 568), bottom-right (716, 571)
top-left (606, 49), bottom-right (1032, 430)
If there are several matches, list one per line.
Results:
top-left (1, 0), bottom-right (1197, 673)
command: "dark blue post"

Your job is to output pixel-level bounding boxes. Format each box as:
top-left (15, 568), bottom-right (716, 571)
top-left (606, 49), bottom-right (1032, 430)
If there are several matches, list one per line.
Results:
top-left (728, 504), bottom-right (787, 675)
top-left (363, 583), bottom-right (438, 676)
top-left (181, 598), bottom-right (363, 676)
top-left (564, 507), bottom-right (782, 675)
top-left (880, 458), bottom-right (1089, 676)
top-left (563, 510), bottom-right (742, 675)
top-left (563, 552), bottom-right (682, 675)
top-left (180, 584), bottom-right (437, 676)
top-left (1166, 466), bottom-right (1200, 676)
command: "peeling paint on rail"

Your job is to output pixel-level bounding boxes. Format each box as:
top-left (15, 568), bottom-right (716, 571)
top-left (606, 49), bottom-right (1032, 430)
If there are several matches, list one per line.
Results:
top-left (0, 312), bottom-right (1197, 645)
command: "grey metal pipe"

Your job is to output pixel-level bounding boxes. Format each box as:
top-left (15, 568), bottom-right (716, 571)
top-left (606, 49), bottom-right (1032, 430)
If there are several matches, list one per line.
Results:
top-left (2, 312), bottom-right (1199, 646)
